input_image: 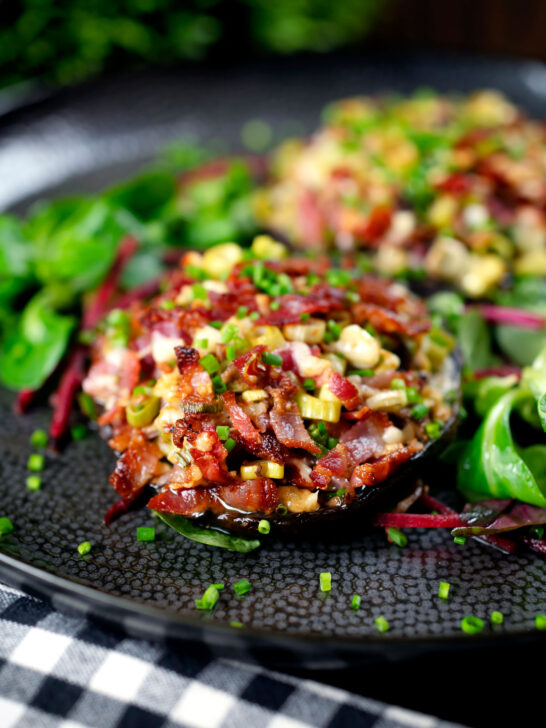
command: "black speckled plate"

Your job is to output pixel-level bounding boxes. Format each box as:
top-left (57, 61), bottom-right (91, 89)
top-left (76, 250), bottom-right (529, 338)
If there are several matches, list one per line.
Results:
top-left (1, 52), bottom-right (546, 668)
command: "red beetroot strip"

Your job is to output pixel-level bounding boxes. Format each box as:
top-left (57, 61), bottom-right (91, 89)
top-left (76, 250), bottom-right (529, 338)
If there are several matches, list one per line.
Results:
top-left (472, 304), bottom-right (545, 331)
top-left (374, 512), bottom-right (463, 528)
top-left (14, 388), bottom-right (36, 414)
top-left (49, 236), bottom-right (138, 447)
top-left (417, 493), bottom-right (518, 554)
top-left (474, 366), bottom-right (522, 380)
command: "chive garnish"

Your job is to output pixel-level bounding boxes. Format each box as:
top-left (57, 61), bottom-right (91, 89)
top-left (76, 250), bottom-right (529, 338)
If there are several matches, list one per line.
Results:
top-left (211, 375), bottom-right (227, 394)
top-left (347, 369), bottom-right (374, 377)
top-left (258, 519), bottom-right (270, 534)
top-left (491, 611), bottom-right (504, 625)
top-left (387, 527), bottom-right (408, 548)
top-left (195, 584), bottom-right (221, 610)
top-left (77, 541), bottom-right (91, 556)
top-left (262, 352), bottom-right (282, 366)
top-left (536, 615), bottom-right (546, 630)
top-left (71, 424), bottom-right (87, 441)
top-left (0, 517), bottom-right (14, 537)
top-left (319, 572), bottom-right (332, 592)
top-left (230, 621), bottom-right (243, 628)
top-left (27, 454), bottom-right (45, 472)
top-left (30, 429), bottom-right (48, 448)
top-left (200, 353), bottom-right (220, 375)
top-left (303, 378), bottom-right (315, 391)
top-left (425, 421), bottom-right (442, 439)
top-left (209, 320), bottom-right (223, 329)
top-left (375, 616), bottom-right (390, 633)
top-left (300, 313), bottom-right (311, 322)
top-left (26, 476), bottom-right (42, 491)
top-left (249, 312), bottom-right (259, 321)
top-left (137, 527), bottom-right (155, 542)
top-left (224, 438), bottom-right (236, 453)
top-left (233, 579), bottom-right (251, 596)
top-left (270, 301), bottom-right (281, 310)
top-left (192, 283), bottom-right (208, 301)
top-left (390, 378), bottom-right (406, 390)
top-left (351, 594), bottom-right (361, 610)
top-left (438, 581), bottom-right (450, 600)
top-left (453, 535), bottom-right (466, 545)
top-left (236, 306), bottom-right (248, 319)
top-left (461, 616), bottom-right (484, 635)
top-left (411, 403), bottom-right (429, 420)
top-left (216, 426), bottom-right (230, 441)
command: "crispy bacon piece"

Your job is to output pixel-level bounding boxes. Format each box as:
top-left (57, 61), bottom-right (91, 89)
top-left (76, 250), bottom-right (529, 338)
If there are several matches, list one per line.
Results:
top-left (236, 430), bottom-right (290, 464)
top-left (219, 478), bottom-right (279, 514)
top-left (269, 390), bottom-right (321, 455)
top-left (141, 308), bottom-right (210, 342)
top-left (350, 444), bottom-right (419, 488)
top-left (259, 286), bottom-right (345, 326)
top-left (222, 391), bottom-right (263, 447)
top-left (148, 477), bottom-right (278, 516)
top-left (354, 205), bottom-right (392, 244)
top-left (148, 486), bottom-right (214, 515)
top-left (339, 413), bottom-right (389, 465)
top-left (310, 444), bottom-right (352, 489)
top-left (233, 346), bottom-right (269, 388)
top-left (174, 346), bottom-right (200, 372)
top-left (328, 371), bottom-right (360, 409)
top-left (352, 302), bottom-right (430, 337)
top-left (342, 406), bottom-right (373, 421)
top-left (110, 436), bottom-right (162, 497)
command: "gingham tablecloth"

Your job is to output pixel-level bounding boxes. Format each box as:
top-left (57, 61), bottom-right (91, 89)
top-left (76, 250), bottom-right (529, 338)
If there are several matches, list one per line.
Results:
top-left (0, 583), bottom-right (462, 728)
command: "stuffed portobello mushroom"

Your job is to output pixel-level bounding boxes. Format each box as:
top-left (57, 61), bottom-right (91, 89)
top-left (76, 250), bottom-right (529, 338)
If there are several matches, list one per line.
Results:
top-left (83, 238), bottom-right (460, 542)
top-left (255, 90), bottom-right (546, 299)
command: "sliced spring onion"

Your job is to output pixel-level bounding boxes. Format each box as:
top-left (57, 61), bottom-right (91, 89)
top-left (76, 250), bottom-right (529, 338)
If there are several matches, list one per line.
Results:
top-left (137, 527), bottom-right (155, 542)
top-left (240, 461), bottom-right (284, 480)
top-left (296, 392), bottom-right (341, 423)
top-left (319, 572), bottom-right (332, 592)
top-left (126, 395), bottom-right (160, 427)
top-left (241, 389), bottom-right (268, 403)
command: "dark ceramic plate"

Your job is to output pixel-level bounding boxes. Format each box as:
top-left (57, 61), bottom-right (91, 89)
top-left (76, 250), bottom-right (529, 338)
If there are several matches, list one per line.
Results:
top-left (1, 52), bottom-right (546, 668)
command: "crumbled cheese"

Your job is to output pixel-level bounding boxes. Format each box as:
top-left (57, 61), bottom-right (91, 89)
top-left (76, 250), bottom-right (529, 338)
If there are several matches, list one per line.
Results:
top-left (151, 331), bottom-right (185, 363)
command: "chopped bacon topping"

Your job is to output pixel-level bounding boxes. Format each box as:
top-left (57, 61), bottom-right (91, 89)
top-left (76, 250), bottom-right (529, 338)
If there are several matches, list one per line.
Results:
top-left (350, 444), bottom-right (420, 488)
top-left (259, 286), bottom-right (345, 326)
top-left (328, 371), bottom-right (360, 409)
top-left (269, 390), bottom-right (321, 455)
top-left (310, 444), bottom-right (352, 489)
top-left (221, 390), bottom-right (263, 447)
top-left (110, 435), bottom-right (162, 497)
top-left (352, 302), bottom-right (430, 337)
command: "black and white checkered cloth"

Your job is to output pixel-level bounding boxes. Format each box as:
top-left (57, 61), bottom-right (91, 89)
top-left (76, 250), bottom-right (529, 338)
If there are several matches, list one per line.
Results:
top-left (0, 583), bottom-right (461, 728)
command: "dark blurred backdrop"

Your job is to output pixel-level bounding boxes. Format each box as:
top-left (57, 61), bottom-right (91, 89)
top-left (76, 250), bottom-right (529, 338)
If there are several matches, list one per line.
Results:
top-left (1, 1), bottom-right (545, 90)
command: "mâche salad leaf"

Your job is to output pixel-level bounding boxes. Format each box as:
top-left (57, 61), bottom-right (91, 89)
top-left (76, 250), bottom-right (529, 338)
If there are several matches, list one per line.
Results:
top-left (458, 347), bottom-right (546, 508)
top-left (154, 511), bottom-right (261, 552)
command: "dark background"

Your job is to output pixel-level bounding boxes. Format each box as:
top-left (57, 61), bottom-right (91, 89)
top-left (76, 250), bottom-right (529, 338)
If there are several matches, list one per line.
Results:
top-left (2, 1), bottom-right (545, 92)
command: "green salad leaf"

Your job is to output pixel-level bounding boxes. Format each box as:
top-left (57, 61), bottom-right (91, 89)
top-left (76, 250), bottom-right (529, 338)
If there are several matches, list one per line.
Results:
top-left (494, 277), bottom-right (546, 366)
top-left (455, 309), bottom-right (498, 372)
top-left (0, 291), bottom-right (75, 390)
top-left (522, 347), bottom-right (546, 432)
top-left (154, 511), bottom-right (261, 552)
top-left (458, 387), bottom-right (546, 508)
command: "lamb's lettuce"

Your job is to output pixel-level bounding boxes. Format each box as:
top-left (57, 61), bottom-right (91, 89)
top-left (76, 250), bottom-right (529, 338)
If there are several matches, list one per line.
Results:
top-left (154, 511), bottom-right (261, 552)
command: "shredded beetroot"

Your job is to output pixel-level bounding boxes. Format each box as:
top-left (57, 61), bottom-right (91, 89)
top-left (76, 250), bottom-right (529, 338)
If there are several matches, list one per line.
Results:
top-left (474, 366), bottom-right (522, 380)
top-left (82, 235), bottom-right (138, 329)
top-left (49, 236), bottom-right (138, 446)
top-left (417, 493), bottom-right (458, 516)
top-left (14, 389), bottom-right (35, 414)
top-left (114, 277), bottom-right (161, 309)
top-left (522, 537), bottom-right (546, 556)
top-left (374, 512), bottom-right (464, 528)
top-left (473, 304), bottom-right (545, 331)
top-left (49, 348), bottom-right (87, 449)
top-left (104, 490), bottom-right (144, 525)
